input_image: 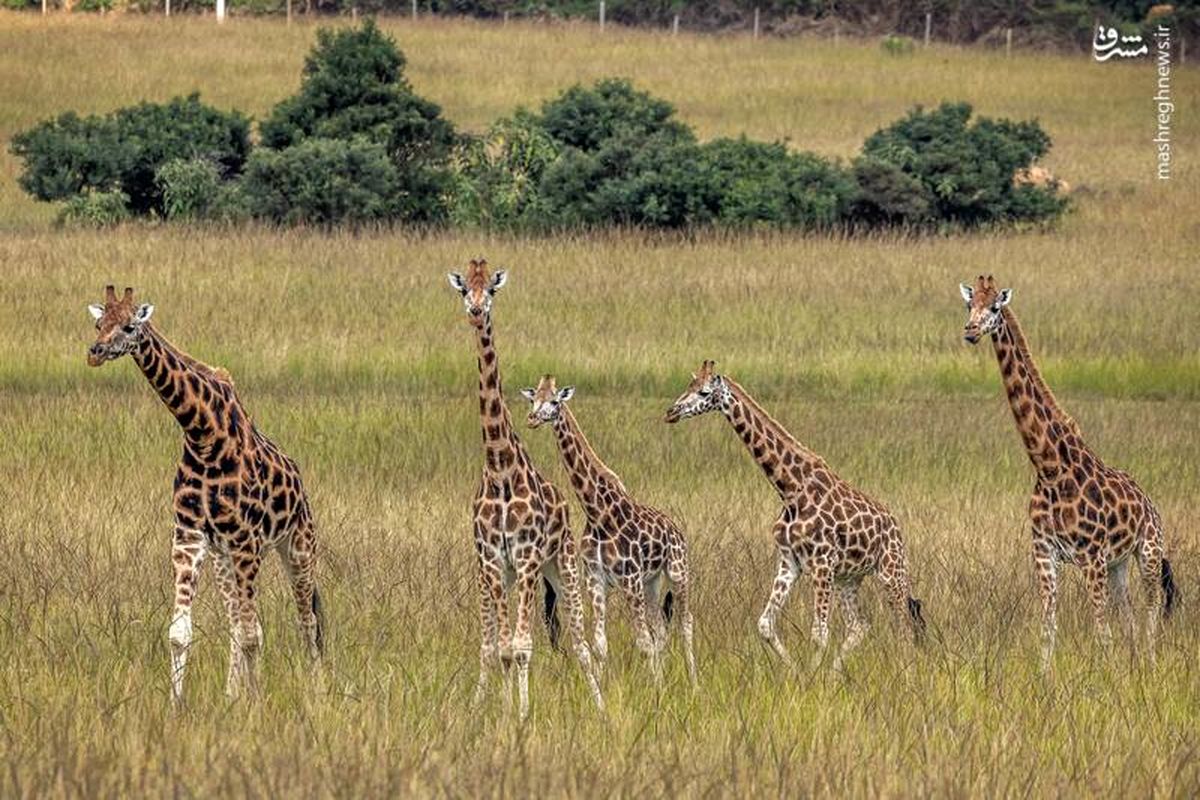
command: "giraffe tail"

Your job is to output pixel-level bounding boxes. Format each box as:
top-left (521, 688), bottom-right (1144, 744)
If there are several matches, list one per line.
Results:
top-left (312, 586), bottom-right (326, 656)
top-left (662, 591), bottom-right (675, 626)
top-left (1161, 558), bottom-right (1178, 619)
top-left (542, 578), bottom-right (562, 650)
top-left (907, 596), bottom-right (927, 644)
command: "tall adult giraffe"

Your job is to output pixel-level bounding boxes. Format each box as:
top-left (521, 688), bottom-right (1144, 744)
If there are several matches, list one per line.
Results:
top-left (666, 360), bottom-right (925, 670)
top-left (85, 286), bottom-right (324, 706)
top-left (960, 275), bottom-right (1176, 671)
top-left (523, 375), bottom-right (697, 689)
top-left (447, 260), bottom-right (603, 719)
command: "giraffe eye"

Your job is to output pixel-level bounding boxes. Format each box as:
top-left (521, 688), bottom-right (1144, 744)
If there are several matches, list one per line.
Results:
top-left (122, 324), bottom-right (136, 334)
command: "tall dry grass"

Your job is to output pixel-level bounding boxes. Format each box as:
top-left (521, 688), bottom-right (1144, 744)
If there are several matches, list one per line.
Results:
top-left (0, 12), bottom-right (1197, 797)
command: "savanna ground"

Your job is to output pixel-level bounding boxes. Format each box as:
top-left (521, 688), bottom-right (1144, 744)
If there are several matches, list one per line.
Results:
top-left (1, 11), bottom-right (1198, 797)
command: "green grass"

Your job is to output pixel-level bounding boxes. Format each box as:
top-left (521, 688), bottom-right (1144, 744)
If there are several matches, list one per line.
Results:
top-left (0, 12), bottom-right (1198, 797)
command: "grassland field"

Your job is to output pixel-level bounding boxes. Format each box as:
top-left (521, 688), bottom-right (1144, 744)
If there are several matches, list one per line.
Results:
top-left (0, 11), bottom-right (1198, 797)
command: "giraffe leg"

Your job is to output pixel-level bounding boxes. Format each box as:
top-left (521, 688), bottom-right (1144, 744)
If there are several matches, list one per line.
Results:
top-left (211, 552), bottom-right (244, 699)
top-left (669, 571), bottom-right (698, 690)
top-left (832, 582), bottom-right (870, 673)
top-left (807, 566), bottom-right (834, 671)
top-left (472, 561), bottom-right (504, 708)
top-left (231, 543), bottom-right (264, 698)
top-left (168, 526), bottom-right (207, 708)
top-left (757, 548), bottom-right (799, 666)
top-left (1083, 559), bottom-right (1113, 653)
top-left (1136, 536), bottom-right (1164, 664)
top-left (277, 518), bottom-right (322, 663)
top-left (1108, 559), bottom-right (1135, 654)
top-left (552, 531), bottom-right (604, 712)
top-left (1033, 537), bottom-right (1058, 676)
top-left (511, 566), bottom-right (539, 721)
top-left (576, 542), bottom-right (604, 681)
top-left (619, 572), bottom-right (661, 686)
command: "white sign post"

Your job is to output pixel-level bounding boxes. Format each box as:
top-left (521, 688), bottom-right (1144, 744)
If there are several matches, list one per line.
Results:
top-left (216, 0), bottom-right (226, 22)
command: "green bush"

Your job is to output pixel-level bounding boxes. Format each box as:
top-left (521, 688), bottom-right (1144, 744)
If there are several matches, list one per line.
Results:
top-left (537, 130), bottom-right (716, 228)
top-left (849, 156), bottom-right (932, 226)
top-left (702, 137), bottom-right (857, 228)
top-left (260, 20), bottom-right (455, 222)
top-left (860, 102), bottom-right (1066, 227)
top-left (156, 158), bottom-right (223, 221)
top-left (535, 77), bottom-right (693, 152)
top-left (448, 112), bottom-right (561, 228)
top-left (11, 94), bottom-right (249, 217)
top-left (58, 190), bottom-right (130, 227)
top-left (240, 138), bottom-right (402, 226)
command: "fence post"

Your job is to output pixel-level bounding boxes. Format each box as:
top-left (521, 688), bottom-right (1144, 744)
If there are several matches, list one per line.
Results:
top-left (216, 0), bottom-right (225, 22)
top-left (753, 6), bottom-right (759, 39)
top-left (41, 0), bottom-right (46, 14)
top-left (1005, 27), bottom-right (1012, 58)
top-left (165, 0), bottom-right (169, 16)
top-left (411, 0), bottom-right (417, 21)
top-left (503, 10), bottom-right (509, 25)
top-left (672, 13), bottom-right (678, 36)
top-left (286, 0), bottom-right (291, 24)
top-left (599, 0), bottom-right (605, 32)
top-left (351, 5), bottom-right (357, 20)
top-left (924, 12), bottom-right (931, 47)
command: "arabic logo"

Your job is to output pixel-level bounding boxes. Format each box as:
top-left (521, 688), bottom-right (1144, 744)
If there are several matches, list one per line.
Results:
top-left (1093, 25), bottom-right (1149, 61)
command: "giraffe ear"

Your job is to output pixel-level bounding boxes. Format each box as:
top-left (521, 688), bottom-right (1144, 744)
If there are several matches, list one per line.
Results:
top-left (489, 270), bottom-right (507, 293)
top-left (519, 388), bottom-right (536, 402)
top-left (88, 304), bottom-right (104, 320)
top-left (134, 303), bottom-right (154, 323)
top-left (959, 283), bottom-right (974, 304)
top-left (557, 386), bottom-right (575, 403)
top-left (447, 272), bottom-right (467, 293)
top-left (996, 288), bottom-right (1013, 307)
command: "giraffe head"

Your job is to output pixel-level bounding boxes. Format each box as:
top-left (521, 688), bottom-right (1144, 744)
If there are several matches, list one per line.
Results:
top-left (448, 258), bottom-right (507, 329)
top-left (960, 274), bottom-right (1013, 344)
top-left (86, 285), bottom-right (155, 367)
top-left (521, 374), bottom-right (575, 429)
top-left (665, 359), bottom-right (729, 423)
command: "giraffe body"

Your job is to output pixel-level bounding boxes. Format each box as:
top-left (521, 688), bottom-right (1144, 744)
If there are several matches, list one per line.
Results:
top-left (449, 261), bottom-right (603, 719)
top-left (666, 360), bottom-right (925, 669)
top-left (86, 286), bottom-right (323, 706)
top-left (961, 275), bottom-right (1176, 671)
top-left (524, 376), bottom-right (697, 688)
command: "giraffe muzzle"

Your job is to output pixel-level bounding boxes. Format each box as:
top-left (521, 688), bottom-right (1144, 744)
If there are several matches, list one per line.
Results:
top-left (87, 343), bottom-right (110, 366)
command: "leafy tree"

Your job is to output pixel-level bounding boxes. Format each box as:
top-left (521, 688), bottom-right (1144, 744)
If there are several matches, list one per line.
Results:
top-left (860, 101), bottom-right (1065, 226)
top-left (260, 20), bottom-right (456, 221)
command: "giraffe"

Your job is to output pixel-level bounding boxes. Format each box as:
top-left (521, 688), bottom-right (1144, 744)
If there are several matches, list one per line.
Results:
top-left (85, 286), bottom-right (323, 706)
top-left (522, 375), bottom-right (697, 689)
top-left (447, 260), bottom-right (603, 720)
top-left (665, 360), bottom-right (925, 670)
top-left (960, 275), bottom-right (1176, 672)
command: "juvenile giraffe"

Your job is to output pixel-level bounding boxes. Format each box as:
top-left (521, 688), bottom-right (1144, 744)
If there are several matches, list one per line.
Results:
top-left (960, 275), bottom-right (1176, 671)
top-left (448, 260), bottom-right (603, 719)
top-left (665, 360), bottom-right (925, 669)
top-left (523, 375), bottom-right (697, 688)
top-left (85, 286), bottom-right (323, 706)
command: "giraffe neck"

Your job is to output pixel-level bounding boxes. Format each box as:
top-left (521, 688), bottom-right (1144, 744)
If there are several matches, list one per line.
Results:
top-left (991, 307), bottom-right (1083, 475)
top-left (132, 324), bottom-right (237, 447)
top-left (551, 404), bottom-right (626, 514)
top-left (474, 314), bottom-right (523, 477)
top-left (721, 378), bottom-right (823, 499)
